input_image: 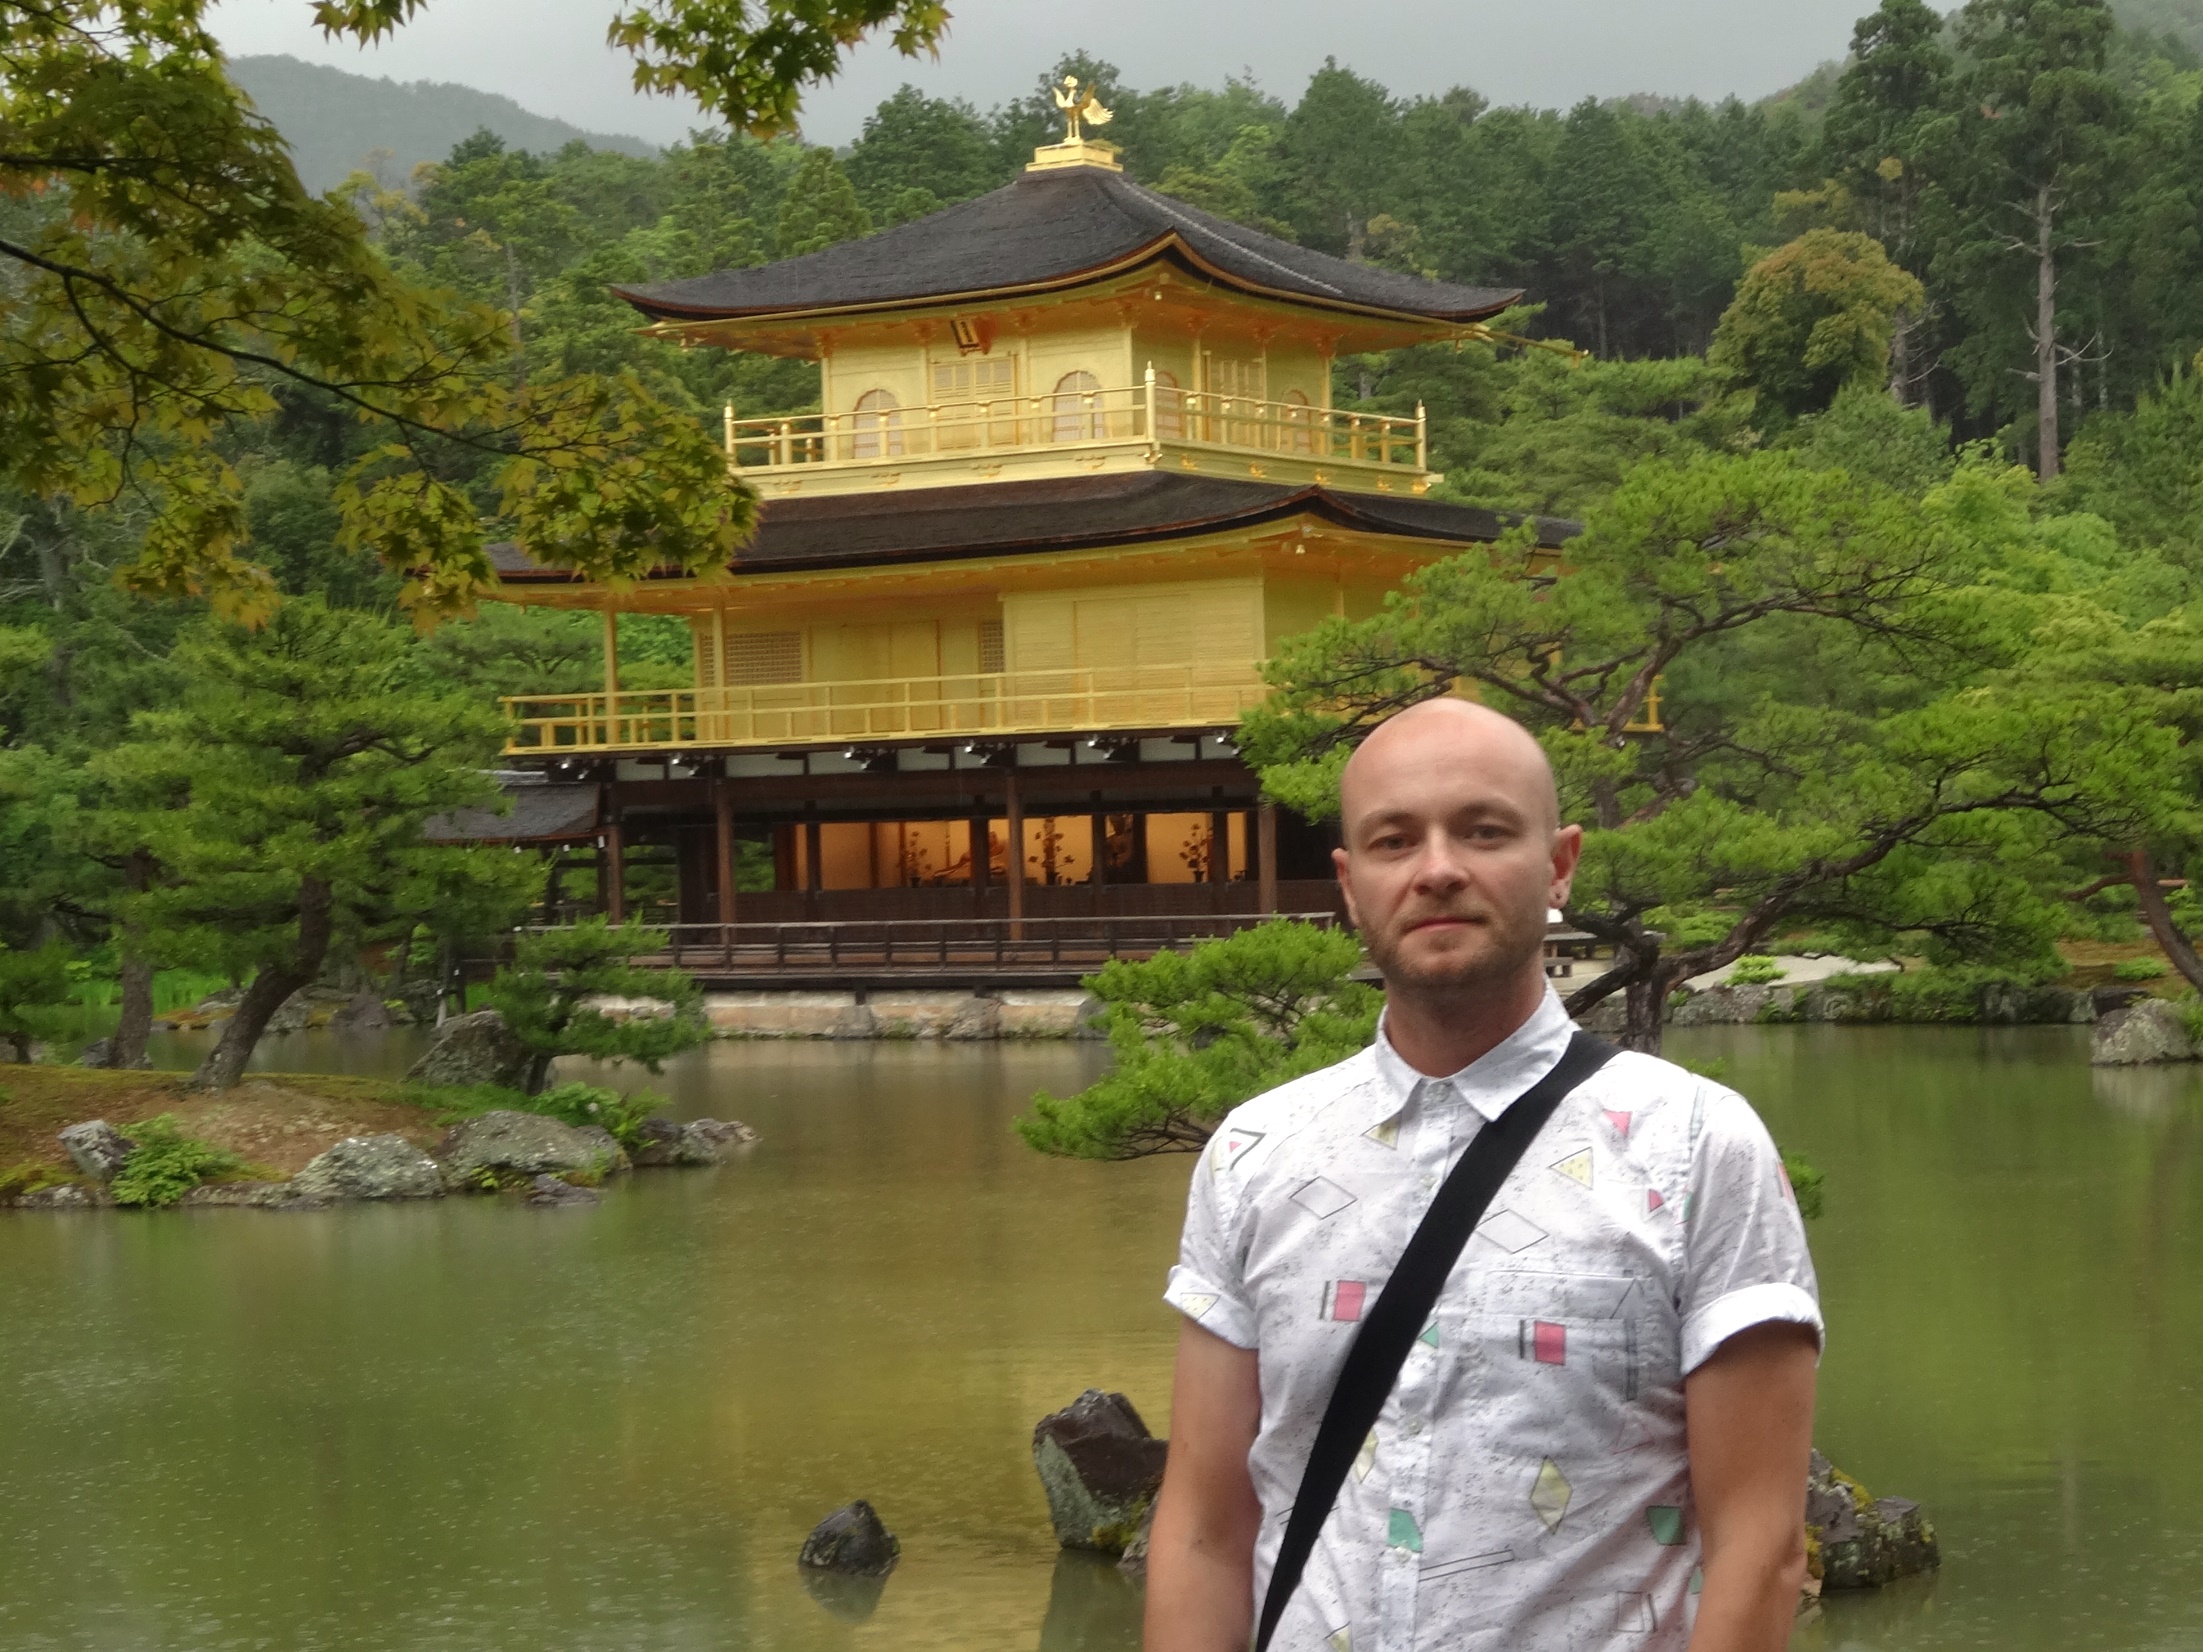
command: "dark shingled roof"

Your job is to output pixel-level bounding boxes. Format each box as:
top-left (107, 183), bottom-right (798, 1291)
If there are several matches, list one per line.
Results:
top-left (489, 473), bottom-right (1576, 583)
top-left (614, 165), bottom-right (1520, 325)
top-left (423, 783), bottom-right (599, 844)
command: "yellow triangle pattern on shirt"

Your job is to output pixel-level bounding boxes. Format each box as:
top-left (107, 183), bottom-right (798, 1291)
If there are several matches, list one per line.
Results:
top-left (1364, 1117), bottom-right (1400, 1150)
top-left (1353, 1429), bottom-right (1378, 1482)
top-left (1551, 1148), bottom-right (1593, 1188)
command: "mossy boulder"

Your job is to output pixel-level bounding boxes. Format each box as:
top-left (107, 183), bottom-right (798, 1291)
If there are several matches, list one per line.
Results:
top-left (1032, 1389), bottom-right (1169, 1555)
top-left (1804, 1450), bottom-right (1939, 1589)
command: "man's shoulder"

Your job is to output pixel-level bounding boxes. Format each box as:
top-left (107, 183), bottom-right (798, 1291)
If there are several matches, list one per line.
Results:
top-left (1578, 1044), bottom-right (1775, 1153)
top-left (1207, 1045), bottom-right (1383, 1159)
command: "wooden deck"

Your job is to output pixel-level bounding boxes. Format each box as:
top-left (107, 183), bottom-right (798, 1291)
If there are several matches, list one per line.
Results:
top-left (583, 910), bottom-right (1343, 988)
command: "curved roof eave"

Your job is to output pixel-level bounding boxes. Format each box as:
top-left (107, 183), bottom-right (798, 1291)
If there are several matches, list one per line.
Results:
top-left (613, 233), bottom-right (1522, 331)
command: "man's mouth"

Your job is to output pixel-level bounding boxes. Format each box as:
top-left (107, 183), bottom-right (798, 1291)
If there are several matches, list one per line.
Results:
top-left (1407, 913), bottom-right (1485, 934)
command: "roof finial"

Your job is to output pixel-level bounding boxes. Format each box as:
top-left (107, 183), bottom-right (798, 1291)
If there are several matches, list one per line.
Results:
top-left (1052, 75), bottom-right (1113, 144)
top-left (1027, 77), bottom-right (1122, 173)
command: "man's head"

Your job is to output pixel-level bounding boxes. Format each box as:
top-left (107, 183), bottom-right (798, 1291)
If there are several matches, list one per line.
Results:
top-left (1332, 699), bottom-right (1580, 999)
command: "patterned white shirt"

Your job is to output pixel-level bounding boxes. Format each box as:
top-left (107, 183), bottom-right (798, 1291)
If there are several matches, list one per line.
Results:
top-left (1163, 988), bottom-right (1822, 1652)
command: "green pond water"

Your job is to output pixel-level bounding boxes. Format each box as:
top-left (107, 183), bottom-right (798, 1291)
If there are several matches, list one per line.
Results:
top-left (1, 1023), bottom-right (2198, 1649)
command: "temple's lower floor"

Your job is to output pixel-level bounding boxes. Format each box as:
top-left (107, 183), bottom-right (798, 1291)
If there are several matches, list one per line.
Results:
top-left (454, 741), bottom-right (1346, 931)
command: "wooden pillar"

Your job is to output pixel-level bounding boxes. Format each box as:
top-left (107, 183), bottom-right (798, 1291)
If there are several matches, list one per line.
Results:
top-left (1004, 768), bottom-right (1024, 933)
top-left (603, 820), bottom-right (626, 924)
top-left (600, 608), bottom-right (620, 747)
top-left (1090, 804), bottom-right (1108, 914)
top-left (714, 779), bottom-right (737, 928)
top-left (1257, 800), bottom-right (1278, 915)
top-left (804, 817), bottom-right (823, 907)
top-left (1208, 809), bottom-right (1231, 886)
top-left (970, 813), bottom-right (991, 911)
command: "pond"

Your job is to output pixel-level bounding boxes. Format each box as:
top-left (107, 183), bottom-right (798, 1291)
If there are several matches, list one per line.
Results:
top-left (0, 1024), bottom-right (2197, 1649)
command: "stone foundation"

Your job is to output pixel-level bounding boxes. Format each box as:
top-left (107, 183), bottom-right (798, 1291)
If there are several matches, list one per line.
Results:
top-left (701, 988), bottom-right (1104, 1040)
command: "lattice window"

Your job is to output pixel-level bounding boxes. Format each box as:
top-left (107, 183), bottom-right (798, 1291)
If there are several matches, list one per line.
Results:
top-left (978, 618), bottom-right (1005, 675)
top-left (932, 357), bottom-right (1014, 449)
top-left (725, 630), bottom-right (802, 685)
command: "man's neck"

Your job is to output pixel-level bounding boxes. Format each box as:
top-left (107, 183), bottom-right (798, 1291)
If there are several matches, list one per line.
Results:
top-left (1382, 968), bottom-right (1550, 1078)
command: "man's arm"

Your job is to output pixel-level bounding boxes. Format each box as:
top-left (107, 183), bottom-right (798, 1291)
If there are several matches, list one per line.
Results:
top-left (1683, 1320), bottom-right (1820, 1652)
top-left (1144, 1319), bottom-right (1264, 1652)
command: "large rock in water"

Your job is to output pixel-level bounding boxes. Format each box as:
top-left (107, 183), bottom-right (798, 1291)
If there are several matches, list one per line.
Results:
top-left (2090, 998), bottom-right (2196, 1066)
top-left (1032, 1390), bottom-right (1170, 1553)
top-left (435, 1111), bottom-right (615, 1187)
top-left (798, 1500), bottom-right (901, 1576)
top-left (629, 1116), bottom-right (715, 1168)
top-left (685, 1118), bottom-right (758, 1159)
top-left (293, 1135), bottom-right (444, 1201)
top-left (58, 1120), bottom-right (136, 1182)
top-left (404, 1009), bottom-right (534, 1089)
top-left (1805, 1450), bottom-right (1940, 1589)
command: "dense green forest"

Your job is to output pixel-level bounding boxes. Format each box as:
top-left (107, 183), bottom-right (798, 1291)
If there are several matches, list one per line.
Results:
top-left (18, 0), bottom-right (2203, 1066)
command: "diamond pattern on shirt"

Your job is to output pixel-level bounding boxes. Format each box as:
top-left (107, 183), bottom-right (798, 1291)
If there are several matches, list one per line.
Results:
top-left (1530, 1458), bottom-right (1574, 1533)
top-left (1293, 1176), bottom-right (1359, 1220)
top-left (1476, 1207), bottom-right (1549, 1254)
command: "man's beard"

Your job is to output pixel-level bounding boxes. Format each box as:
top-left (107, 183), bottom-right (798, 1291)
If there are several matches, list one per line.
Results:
top-left (1363, 905), bottom-right (1547, 995)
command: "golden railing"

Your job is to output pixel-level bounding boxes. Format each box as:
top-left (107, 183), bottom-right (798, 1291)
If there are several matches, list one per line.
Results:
top-left (502, 663), bottom-right (1269, 754)
top-left (724, 378), bottom-right (1426, 473)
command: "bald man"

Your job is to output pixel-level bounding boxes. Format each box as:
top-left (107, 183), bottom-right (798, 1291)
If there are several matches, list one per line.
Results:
top-left (1146, 700), bottom-right (1821, 1652)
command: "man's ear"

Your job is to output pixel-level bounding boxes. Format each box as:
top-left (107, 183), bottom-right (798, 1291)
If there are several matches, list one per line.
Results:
top-left (1332, 844), bottom-right (1364, 932)
top-left (1549, 824), bottom-right (1584, 904)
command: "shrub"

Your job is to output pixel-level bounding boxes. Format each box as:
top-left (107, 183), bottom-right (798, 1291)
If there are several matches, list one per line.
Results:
top-left (1781, 1150), bottom-right (1826, 1221)
top-left (1018, 920), bottom-right (1379, 1159)
top-left (482, 918), bottom-right (709, 1092)
top-left (110, 1116), bottom-right (243, 1208)
top-left (1728, 954), bottom-right (1785, 985)
top-left (2114, 957), bottom-right (2169, 982)
top-left (526, 1082), bottom-right (658, 1152)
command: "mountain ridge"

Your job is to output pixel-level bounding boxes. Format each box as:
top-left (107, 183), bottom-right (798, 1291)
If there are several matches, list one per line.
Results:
top-left (227, 55), bottom-right (657, 194)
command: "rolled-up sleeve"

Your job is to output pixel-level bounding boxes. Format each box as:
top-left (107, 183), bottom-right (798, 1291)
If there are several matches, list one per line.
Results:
top-left (1677, 1086), bottom-right (1824, 1376)
top-left (1163, 1129), bottom-right (1259, 1348)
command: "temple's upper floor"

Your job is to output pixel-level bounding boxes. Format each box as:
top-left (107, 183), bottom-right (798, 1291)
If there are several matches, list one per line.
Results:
top-left (613, 151), bottom-right (1522, 501)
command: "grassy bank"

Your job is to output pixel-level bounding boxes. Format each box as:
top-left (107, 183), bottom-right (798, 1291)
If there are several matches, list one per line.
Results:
top-left (0, 1068), bottom-right (444, 1191)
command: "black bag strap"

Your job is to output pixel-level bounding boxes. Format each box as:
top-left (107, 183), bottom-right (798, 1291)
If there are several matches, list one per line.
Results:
top-left (1253, 1028), bottom-right (1620, 1652)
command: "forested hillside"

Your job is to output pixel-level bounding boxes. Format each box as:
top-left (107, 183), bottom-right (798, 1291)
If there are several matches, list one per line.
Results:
top-left (16, 0), bottom-right (2203, 1057)
top-left (229, 55), bottom-right (657, 194)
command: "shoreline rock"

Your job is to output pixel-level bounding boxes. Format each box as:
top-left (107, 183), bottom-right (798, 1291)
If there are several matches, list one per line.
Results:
top-left (434, 1110), bottom-right (620, 1189)
top-left (2090, 998), bottom-right (2197, 1066)
top-left (293, 1135), bottom-right (445, 1201)
top-left (1805, 1451), bottom-right (1939, 1589)
top-left (58, 1120), bottom-right (136, 1182)
top-left (1032, 1390), bottom-right (1169, 1555)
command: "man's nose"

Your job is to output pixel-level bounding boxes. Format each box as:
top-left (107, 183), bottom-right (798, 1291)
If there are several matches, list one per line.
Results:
top-left (1406, 830), bottom-right (1471, 891)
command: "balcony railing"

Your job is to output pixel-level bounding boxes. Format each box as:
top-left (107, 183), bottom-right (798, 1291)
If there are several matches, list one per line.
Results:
top-left (726, 380), bottom-right (1426, 474)
top-left (503, 662), bottom-right (1268, 754)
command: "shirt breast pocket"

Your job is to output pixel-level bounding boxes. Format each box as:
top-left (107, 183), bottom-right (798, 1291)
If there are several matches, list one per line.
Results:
top-left (1464, 1269), bottom-right (1661, 1404)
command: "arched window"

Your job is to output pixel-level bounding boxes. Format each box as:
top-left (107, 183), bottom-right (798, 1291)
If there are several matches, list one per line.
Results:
top-left (1052, 370), bottom-right (1104, 443)
top-left (1282, 388), bottom-right (1315, 454)
top-left (1150, 369), bottom-right (1184, 441)
top-left (851, 388), bottom-right (902, 459)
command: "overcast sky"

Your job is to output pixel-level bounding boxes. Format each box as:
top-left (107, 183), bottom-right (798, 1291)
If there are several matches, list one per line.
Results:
top-left (210, 0), bottom-right (1869, 147)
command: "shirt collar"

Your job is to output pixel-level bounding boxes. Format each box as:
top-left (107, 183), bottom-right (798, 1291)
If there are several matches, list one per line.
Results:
top-left (1368, 986), bottom-right (1576, 1127)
